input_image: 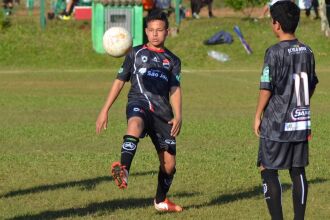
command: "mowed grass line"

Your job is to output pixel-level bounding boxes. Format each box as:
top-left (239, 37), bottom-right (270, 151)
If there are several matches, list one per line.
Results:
top-left (0, 68), bottom-right (329, 219)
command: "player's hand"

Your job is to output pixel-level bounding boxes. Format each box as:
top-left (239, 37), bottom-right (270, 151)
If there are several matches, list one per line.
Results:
top-left (254, 117), bottom-right (261, 137)
top-left (168, 117), bottom-right (182, 137)
top-left (96, 110), bottom-right (108, 134)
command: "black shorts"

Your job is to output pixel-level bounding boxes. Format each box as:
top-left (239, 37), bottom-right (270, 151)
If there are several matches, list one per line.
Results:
top-left (126, 102), bottom-right (176, 155)
top-left (257, 138), bottom-right (309, 170)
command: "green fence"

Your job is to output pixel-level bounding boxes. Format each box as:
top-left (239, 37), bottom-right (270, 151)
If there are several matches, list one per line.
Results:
top-left (92, 1), bottom-right (143, 54)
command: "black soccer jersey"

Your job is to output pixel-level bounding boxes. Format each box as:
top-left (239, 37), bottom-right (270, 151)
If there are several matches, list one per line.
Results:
top-left (117, 44), bottom-right (181, 122)
top-left (259, 39), bottom-right (318, 142)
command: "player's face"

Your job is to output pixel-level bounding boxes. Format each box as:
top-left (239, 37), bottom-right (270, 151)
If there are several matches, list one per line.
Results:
top-left (145, 20), bottom-right (168, 49)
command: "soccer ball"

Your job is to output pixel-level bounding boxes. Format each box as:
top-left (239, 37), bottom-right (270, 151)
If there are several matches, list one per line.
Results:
top-left (103, 27), bottom-right (132, 57)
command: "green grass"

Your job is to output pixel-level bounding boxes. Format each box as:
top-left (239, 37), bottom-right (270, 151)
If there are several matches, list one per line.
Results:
top-left (0, 8), bottom-right (329, 220)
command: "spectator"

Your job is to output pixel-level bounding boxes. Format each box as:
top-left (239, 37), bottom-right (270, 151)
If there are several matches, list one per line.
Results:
top-left (306, 0), bottom-right (320, 19)
top-left (320, 0), bottom-right (330, 36)
top-left (59, 0), bottom-right (78, 20)
top-left (190, 0), bottom-right (213, 19)
top-left (154, 0), bottom-right (173, 17)
top-left (2, 0), bottom-right (13, 16)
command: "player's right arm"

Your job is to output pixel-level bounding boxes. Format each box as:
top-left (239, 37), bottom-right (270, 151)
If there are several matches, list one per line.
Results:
top-left (96, 50), bottom-right (134, 134)
top-left (254, 48), bottom-right (273, 137)
top-left (254, 90), bottom-right (271, 137)
top-left (96, 79), bottom-right (125, 134)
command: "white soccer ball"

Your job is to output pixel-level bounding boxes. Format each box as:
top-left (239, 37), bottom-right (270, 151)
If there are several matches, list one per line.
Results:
top-left (103, 27), bottom-right (132, 57)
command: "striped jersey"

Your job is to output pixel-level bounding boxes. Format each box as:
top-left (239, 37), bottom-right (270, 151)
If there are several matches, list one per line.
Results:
top-left (117, 44), bottom-right (181, 122)
top-left (259, 39), bottom-right (318, 142)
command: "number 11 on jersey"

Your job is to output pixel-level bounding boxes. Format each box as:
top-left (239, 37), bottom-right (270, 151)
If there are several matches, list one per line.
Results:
top-left (293, 72), bottom-right (309, 107)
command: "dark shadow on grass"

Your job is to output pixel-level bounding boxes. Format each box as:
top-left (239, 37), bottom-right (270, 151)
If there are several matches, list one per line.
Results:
top-left (1, 170), bottom-right (156, 199)
top-left (186, 177), bottom-right (328, 209)
top-left (7, 197), bottom-right (152, 220)
top-left (8, 191), bottom-right (197, 220)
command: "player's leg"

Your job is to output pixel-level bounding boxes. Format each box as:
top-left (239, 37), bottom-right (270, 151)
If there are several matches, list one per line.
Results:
top-left (289, 167), bottom-right (308, 220)
top-left (121, 116), bottom-right (144, 171)
top-left (207, 0), bottom-right (214, 18)
top-left (290, 141), bottom-right (309, 220)
top-left (156, 151), bottom-right (176, 203)
top-left (261, 167), bottom-right (284, 220)
top-left (111, 116), bottom-right (143, 189)
top-left (150, 117), bottom-right (182, 212)
top-left (191, 0), bottom-right (200, 19)
top-left (111, 103), bottom-right (146, 189)
top-left (154, 151), bottom-right (182, 212)
top-left (313, 0), bottom-right (320, 19)
top-left (257, 138), bottom-right (286, 220)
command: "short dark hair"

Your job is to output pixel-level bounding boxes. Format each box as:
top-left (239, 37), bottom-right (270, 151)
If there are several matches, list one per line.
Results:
top-left (145, 9), bottom-right (169, 29)
top-left (270, 1), bottom-right (300, 34)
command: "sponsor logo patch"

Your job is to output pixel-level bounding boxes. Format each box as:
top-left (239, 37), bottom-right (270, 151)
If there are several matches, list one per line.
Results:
top-left (284, 121), bottom-right (311, 131)
top-left (165, 139), bottom-right (176, 145)
top-left (152, 57), bottom-right (159, 63)
top-left (142, 56), bottom-right (148, 63)
top-left (162, 59), bottom-right (170, 69)
top-left (146, 69), bottom-right (168, 82)
top-left (175, 74), bottom-right (181, 83)
top-left (118, 67), bottom-right (124, 74)
top-left (122, 142), bottom-right (137, 151)
top-left (261, 66), bottom-right (271, 83)
top-left (291, 107), bottom-right (310, 121)
top-left (263, 183), bottom-right (270, 199)
top-left (133, 107), bottom-right (144, 113)
top-left (138, 68), bottom-right (147, 75)
top-left (288, 45), bottom-right (307, 54)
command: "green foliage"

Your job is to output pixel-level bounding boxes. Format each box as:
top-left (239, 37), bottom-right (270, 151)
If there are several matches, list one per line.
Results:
top-left (225, 0), bottom-right (268, 10)
top-left (224, 0), bottom-right (268, 17)
top-left (0, 12), bottom-right (11, 32)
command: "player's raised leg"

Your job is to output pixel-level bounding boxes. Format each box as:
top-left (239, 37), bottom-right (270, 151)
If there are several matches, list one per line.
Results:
top-left (154, 151), bottom-right (182, 212)
top-left (111, 116), bottom-right (144, 189)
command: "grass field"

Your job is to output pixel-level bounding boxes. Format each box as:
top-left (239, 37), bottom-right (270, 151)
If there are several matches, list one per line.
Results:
top-left (0, 6), bottom-right (330, 220)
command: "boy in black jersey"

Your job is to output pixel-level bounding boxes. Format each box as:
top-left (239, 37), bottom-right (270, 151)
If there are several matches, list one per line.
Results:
top-left (254, 1), bottom-right (318, 220)
top-left (96, 10), bottom-right (183, 212)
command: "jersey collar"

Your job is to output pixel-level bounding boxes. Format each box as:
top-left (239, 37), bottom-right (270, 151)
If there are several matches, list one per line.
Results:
top-left (143, 44), bottom-right (165, 53)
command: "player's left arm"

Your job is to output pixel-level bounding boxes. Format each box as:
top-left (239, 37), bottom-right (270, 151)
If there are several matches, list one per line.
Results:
top-left (169, 86), bottom-right (182, 137)
top-left (167, 55), bottom-right (182, 137)
top-left (309, 53), bottom-right (319, 98)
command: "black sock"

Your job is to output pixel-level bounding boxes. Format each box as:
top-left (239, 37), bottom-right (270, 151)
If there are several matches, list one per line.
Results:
top-left (261, 169), bottom-right (283, 220)
top-left (155, 167), bottom-right (175, 203)
top-left (290, 167), bottom-right (308, 220)
top-left (120, 135), bottom-right (139, 172)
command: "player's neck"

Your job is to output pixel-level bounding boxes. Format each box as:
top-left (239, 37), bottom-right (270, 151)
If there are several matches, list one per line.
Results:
top-left (278, 32), bottom-right (296, 42)
top-left (146, 42), bottom-right (165, 51)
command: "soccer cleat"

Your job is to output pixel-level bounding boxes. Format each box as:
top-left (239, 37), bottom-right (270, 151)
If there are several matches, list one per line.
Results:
top-left (59, 15), bottom-right (71, 21)
top-left (154, 198), bottom-right (183, 212)
top-left (192, 12), bottom-right (200, 19)
top-left (111, 162), bottom-right (128, 189)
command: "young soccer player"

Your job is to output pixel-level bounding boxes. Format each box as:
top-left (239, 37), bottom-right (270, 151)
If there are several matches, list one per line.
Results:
top-left (96, 10), bottom-right (183, 212)
top-left (254, 1), bottom-right (318, 219)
